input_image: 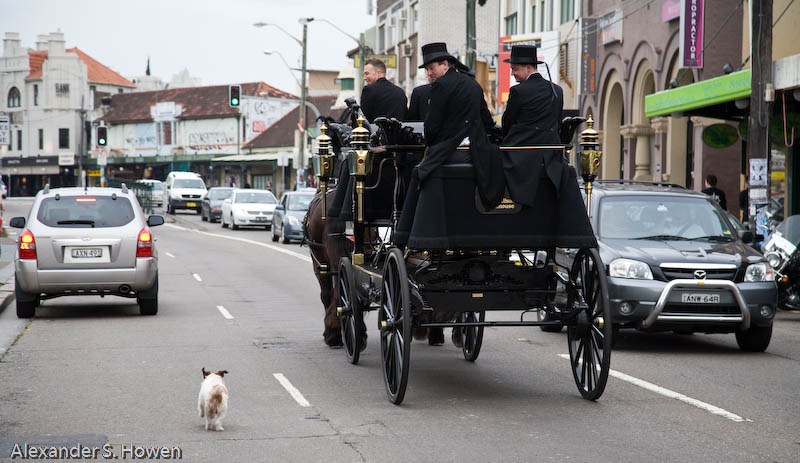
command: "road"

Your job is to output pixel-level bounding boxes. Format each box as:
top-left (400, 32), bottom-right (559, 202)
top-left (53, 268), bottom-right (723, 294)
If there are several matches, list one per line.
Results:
top-left (0, 198), bottom-right (798, 462)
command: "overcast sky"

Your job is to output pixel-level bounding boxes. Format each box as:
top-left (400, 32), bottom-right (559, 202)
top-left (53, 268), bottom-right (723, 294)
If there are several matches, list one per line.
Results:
top-left (1, 0), bottom-right (375, 95)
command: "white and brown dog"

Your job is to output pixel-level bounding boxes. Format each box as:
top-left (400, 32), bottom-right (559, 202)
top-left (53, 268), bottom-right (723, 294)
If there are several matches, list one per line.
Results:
top-left (198, 368), bottom-right (229, 431)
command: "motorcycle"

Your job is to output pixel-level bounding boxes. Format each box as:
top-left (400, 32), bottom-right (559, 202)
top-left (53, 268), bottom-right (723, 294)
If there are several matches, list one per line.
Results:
top-left (763, 214), bottom-right (800, 310)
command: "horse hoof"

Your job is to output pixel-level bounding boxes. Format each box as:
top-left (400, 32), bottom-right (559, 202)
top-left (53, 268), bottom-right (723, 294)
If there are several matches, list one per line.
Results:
top-left (359, 336), bottom-right (368, 352)
top-left (428, 328), bottom-right (445, 346)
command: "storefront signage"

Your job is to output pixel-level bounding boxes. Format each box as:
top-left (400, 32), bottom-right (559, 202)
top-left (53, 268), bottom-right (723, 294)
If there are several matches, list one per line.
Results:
top-left (2, 155), bottom-right (58, 167)
top-left (581, 18), bottom-right (598, 95)
top-left (680, 0), bottom-right (704, 68)
top-left (645, 69), bottom-right (750, 117)
top-left (0, 114), bottom-right (9, 146)
top-left (598, 9), bottom-right (623, 45)
top-left (353, 54), bottom-right (397, 68)
top-left (662, 0), bottom-right (681, 22)
top-left (497, 31), bottom-right (559, 103)
top-left (58, 152), bottom-right (75, 166)
top-left (701, 123), bottom-right (739, 148)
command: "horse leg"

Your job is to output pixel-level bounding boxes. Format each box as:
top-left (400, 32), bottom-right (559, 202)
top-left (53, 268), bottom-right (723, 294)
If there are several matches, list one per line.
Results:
top-left (318, 271), bottom-right (342, 347)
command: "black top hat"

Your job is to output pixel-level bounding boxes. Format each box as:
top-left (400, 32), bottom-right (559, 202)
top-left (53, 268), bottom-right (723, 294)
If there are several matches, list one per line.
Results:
top-left (503, 45), bottom-right (543, 65)
top-left (418, 42), bottom-right (457, 68)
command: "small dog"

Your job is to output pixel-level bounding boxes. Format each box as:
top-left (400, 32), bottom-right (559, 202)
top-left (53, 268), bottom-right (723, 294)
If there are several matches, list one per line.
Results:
top-left (197, 368), bottom-right (229, 431)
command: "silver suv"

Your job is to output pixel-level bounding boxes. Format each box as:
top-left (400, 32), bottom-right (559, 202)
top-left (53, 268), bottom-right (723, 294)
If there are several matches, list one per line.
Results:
top-left (10, 185), bottom-right (164, 317)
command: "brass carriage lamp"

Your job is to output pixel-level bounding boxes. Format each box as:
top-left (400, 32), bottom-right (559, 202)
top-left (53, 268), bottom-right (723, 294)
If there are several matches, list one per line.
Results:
top-left (347, 115), bottom-right (373, 223)
top-left (313, 124), bottom-right (335, 220)
top-left (578, 115), bottom-right (602, 217)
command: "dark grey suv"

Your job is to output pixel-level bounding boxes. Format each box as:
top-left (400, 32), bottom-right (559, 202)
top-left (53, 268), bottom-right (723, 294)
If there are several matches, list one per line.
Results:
top-left (585, 181), bottom-right (777, 351)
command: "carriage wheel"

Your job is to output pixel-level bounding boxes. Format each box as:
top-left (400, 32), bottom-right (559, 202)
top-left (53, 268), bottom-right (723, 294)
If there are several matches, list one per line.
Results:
top-left (566, 248), bottom-right (612, 401)
top-left (338, 257), bottom-right (363, 364)
top-left (460, 311), bottom-right (485, 362)
top-left (380, 248), bottom-right (412, 404)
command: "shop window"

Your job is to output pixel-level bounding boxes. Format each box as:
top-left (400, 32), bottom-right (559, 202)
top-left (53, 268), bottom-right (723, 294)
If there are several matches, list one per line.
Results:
top-left (34, 84), bottom-right (39, 106)
top-left (560, 0), bottom-right (574, 24)
top-left (59, 128), bottom-right (69, 149)
top-left (17, 130), bottom-right (21, 151)
top-left (540, 1), bottom-right (545, 31)
top-left (532, 4), bottom-right (537, 32)
top-left (7, 87), bottom-right (21, 108)
top-left (252, 174), bottom-right (273, 191)
top-left (39, 129), bottom-right (43, 150)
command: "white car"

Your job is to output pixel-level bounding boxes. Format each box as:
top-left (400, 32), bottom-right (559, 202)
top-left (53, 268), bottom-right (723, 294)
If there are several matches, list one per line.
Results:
top-left (136, 179), bottom-right (165, 208)
top-left (220, 189), bottom-right (277, 230)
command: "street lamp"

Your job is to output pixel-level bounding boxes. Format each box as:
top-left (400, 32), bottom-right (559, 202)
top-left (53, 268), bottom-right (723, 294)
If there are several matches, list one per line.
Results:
top-left (263, 50), bottom-right (302, 88)
top-left (253, 19), bottom-right (311, 191)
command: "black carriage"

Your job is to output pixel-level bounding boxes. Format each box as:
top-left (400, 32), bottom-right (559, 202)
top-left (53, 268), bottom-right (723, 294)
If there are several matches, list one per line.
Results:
top-left (313, 113), bottom-right (611, 404)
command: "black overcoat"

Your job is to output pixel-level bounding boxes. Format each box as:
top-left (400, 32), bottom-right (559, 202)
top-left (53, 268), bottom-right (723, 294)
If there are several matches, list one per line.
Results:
top-left (501, 73), bottom-right (566, 207)
top-left (406, 84), bottom-right (431, 121)
top-left (418, 67), bottom-right (504, 209)
top-left (360, 77), bottom-right (407, 123)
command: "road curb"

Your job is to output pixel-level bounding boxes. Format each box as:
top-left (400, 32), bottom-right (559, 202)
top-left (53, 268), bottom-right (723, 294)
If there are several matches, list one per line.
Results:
top-left (0, 275), bottom-right (16, 316)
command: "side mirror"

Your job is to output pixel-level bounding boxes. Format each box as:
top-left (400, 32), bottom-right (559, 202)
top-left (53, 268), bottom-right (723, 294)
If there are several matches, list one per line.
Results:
top-left (741, 231), bottom-right (753, 243)
top-left (275, 204), bottom-right (285, 211)
top-left (147, 215), bottom-right (165, 227)
top-left (9, 217), bottom-right (25, 229)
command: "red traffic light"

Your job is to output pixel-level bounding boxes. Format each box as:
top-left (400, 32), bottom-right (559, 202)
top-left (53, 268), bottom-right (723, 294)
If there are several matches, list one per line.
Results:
top-left (229, 85), bottom-right (241, 107)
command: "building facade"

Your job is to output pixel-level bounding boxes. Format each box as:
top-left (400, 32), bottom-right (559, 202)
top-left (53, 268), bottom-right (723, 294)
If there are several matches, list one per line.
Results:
top-left (1, 31), bottom-right (135, 196)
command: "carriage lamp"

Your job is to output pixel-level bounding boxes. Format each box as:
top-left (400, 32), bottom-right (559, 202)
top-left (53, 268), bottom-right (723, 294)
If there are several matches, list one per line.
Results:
top-left (313, 123), bottom-right (335, 220)
top-left (578, 115), bottom-right (602, 217)
top-left (347, 115), bottom-right (373, 223)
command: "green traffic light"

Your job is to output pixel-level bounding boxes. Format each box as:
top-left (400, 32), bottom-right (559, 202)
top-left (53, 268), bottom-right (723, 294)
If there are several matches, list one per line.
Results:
top-left (231, 98), bottom-right (239, 106)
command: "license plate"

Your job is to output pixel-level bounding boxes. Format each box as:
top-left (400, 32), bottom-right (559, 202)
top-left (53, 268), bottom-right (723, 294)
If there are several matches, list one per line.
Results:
top-left (71, 248), bottom-right (103, 258)
top-left (253, 216), bottom-right (267, 222)
top-left (187, 202), bottom-right (197, 207)
top-left (681, 293), bottom-right (720, 304)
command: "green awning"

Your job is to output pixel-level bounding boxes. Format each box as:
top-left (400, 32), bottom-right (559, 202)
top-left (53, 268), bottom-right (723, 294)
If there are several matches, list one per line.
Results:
top-left (645, 69), bottom-right (751, 118)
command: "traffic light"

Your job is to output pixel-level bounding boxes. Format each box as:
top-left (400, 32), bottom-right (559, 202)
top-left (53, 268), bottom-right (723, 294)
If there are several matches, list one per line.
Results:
top-left (228, 84), bottom-right (241, 107)
top-left (97, 126), bottom-right (107, 146)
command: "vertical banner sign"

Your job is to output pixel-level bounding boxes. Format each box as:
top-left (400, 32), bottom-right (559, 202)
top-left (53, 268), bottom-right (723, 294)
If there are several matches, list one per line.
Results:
top-left (0, 114), bottom-right (9, 146)
top-left (679, 0), bottom-right (704, 68)
top-left (581, 18), bottom-right (597, 95)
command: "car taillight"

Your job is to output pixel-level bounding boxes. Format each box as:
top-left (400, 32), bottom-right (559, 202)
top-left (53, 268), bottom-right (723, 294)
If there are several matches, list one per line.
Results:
top-left (136, 228), bottom-right (153, 258)
top-left (19, 229), bottom-right (37, 260)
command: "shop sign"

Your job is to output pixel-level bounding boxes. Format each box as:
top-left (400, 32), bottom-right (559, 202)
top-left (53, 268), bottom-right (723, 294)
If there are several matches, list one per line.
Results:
top-left (701, 123), bottom-right (738, 148)
top-left (581, 18), bottom-right (597, 95)
top-left (598, 9), bottom-right (622, 45)
top-left (680, 0), bottom-right (704, 68)
top-left (58, 152), bottom-right (75, 166)
top-left (662, 0), bottom-right (681, 22)
top-left (0, 114), bottom-right (9, 146)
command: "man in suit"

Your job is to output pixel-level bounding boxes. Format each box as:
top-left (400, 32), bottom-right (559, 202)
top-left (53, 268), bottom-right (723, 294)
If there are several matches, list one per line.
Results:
top-left (500, 45), bottom-right (566, 207)
top-left (360, 58), bottom-right (407, 122)
top-left (406, 80), bottom-right (432, 121)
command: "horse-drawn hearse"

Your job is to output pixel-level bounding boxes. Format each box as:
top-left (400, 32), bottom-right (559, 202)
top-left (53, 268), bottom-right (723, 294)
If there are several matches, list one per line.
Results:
top-left (304, 104), bottom-right (611, 405)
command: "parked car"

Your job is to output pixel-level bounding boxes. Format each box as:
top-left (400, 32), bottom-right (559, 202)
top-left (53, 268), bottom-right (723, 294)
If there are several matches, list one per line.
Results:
top-left (272, 191), bottom-right (315, 243)
top-left (9, 185), bottom-right (164, 317)
top-left (559, 181), bottom-right (777, 351)
top-left (220, 189), bottom-right (277, 230)
top-left (136, 179), bottom-right (165, 208)
top-left (201, 187), bottom-right (234, 223)
top-left (164, 171), bottom-right (206, 214)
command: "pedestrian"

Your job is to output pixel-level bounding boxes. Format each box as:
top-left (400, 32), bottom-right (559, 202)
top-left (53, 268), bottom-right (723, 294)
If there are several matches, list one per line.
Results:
top-left (266, 181), bottom-right (272, 191)
top-left (702, 174), bottom-right (727, 210)
top-left (360, 58), bottom-right (407, 123)
top-left (739, 184), bottom-right (750, 222)
top-left (228, 176), bottom-right (236, 188)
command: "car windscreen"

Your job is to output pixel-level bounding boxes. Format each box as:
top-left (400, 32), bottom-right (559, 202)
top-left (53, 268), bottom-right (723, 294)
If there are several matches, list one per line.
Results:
top-left (287, 194), bottom-right (314, 211)
top-left (173, 178), bottom-right (205, 189)
top-left (598, 195), bottom-right (734, 241)
top-left (151, 183), bottom-right (163, 190)
top-left (209, 189), bottom-right (233, 201)
top-left (37, 196), bottom-right (135, 228)
top-left (234, 192), bottom-right (276, 204)
top-left (776, 215), bottom-right (800, 244)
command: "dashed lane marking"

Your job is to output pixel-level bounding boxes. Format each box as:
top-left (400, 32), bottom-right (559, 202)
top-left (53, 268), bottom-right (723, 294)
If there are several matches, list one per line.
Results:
top-left (557, 354), bottom-right (749, 422)
top-left (216, 305), bottom-right (234, 319)
top-left (164, 252), bottom-right (175, 258)
top-left (273, 373), bottom-right (311, 407)
top-left (164, 224), bottom-right (311, 263)
top-left (192, 273), bottom-right (203, 282)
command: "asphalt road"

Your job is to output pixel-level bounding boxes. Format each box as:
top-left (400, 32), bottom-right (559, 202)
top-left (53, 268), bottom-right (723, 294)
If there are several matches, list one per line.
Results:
top-left (0, 198), bottom-right (798, 462)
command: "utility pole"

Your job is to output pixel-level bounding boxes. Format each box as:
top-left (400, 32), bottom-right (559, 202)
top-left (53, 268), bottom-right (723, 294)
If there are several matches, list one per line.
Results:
top-left (466, 0), bottom-right (477, 70)
top-left (299, 22), bottom-right (308, 181)
top-left (747, 0), bottom-right (773, 221)
top-left (79, 95), bottom-right (85, 188)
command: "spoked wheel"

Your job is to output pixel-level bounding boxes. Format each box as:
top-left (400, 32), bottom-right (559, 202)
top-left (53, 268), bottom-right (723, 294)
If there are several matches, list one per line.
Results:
top-left (459, 311), bottom-right (485, 361)
top-left (566, 248), bottom-right (612, 401)
top-left (338, 257), bottom-right (364, 364)
top-left (379, 248), bottom-right (412, 404)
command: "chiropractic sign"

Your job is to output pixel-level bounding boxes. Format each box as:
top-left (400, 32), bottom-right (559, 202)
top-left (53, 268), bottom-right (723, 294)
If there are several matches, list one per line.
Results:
top-left (679, 0), bottom-right (704, 68)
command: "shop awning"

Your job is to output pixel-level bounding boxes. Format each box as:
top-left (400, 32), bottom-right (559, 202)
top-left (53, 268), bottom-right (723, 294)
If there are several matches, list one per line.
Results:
top-left (211, 153), bottom-right (283, 163)
top-left (645, 69), bottom-right (751, 118)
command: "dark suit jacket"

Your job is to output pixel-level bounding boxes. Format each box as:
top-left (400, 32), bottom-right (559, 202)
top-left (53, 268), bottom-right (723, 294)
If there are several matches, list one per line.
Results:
top-left (360, 77), bottom-right (407, 123)
top-left (419, 67), bottom-right (503, 209)
top-left (500, 73), bottom-right (567, 207)
top-left (406, 84), bottom-right (431, 121)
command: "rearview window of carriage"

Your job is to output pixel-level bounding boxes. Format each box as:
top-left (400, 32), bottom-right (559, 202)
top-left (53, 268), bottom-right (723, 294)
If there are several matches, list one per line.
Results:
top-left (37, 196), bottom-right (135, 228)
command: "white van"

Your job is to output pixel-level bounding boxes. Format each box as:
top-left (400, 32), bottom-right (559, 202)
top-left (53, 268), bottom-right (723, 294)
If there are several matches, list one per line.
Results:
top-left (164, 171), bottom-right (207, 214)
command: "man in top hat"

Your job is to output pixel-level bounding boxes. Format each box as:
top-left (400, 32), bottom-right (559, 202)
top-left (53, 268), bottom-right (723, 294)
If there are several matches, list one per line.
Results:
top-left (360, 58), bottom-right (407, 123)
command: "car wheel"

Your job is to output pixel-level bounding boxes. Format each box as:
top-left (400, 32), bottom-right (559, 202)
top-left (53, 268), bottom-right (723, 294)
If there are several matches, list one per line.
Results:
top-left (167, 201), bottom-right (174, 215)
top-left (735, 324), bottom-right (772, 352)
top-left (137, 275), bottom-right (158, 316)
top-left (231, 215), bottom-right (239, 230)
top-left (15, 275), bottom-right (37, 319)
top-left (201, 208), bottom-right (208, 221)
top-left (271, 223), bottom-right (279, 242)
top-left (281, 224), bottom-right (290, 244)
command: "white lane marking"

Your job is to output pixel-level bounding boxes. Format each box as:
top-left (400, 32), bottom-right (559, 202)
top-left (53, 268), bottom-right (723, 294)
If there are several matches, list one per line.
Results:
top-left (273, 373), bottom-right (311, 407)
top-left (558, 354), bottom-right (748, 422)
top-left (165, 223), bottom-right (311, 262)
top-left (164, 252), bottom-right (175, 258)
top-left (192, 273), bottom-right (203, 282)
top-left (216, 305), bottom-right (234, 319)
